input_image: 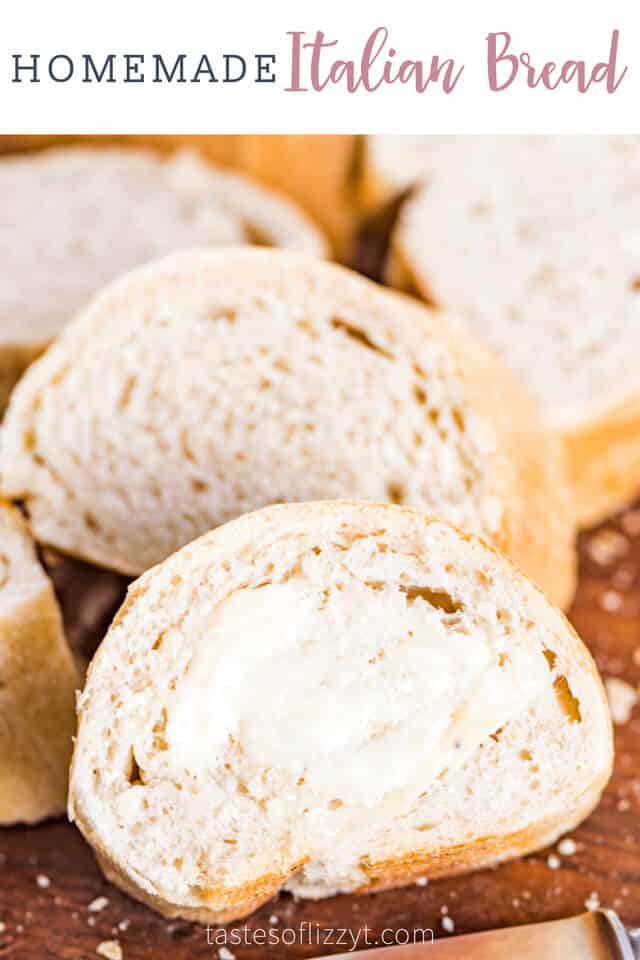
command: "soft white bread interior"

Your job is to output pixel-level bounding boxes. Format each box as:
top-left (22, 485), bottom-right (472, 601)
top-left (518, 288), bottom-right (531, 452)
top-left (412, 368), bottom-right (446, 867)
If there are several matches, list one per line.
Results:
top-left (380, 136), bottom-right (640, 525)
top-left (0, 501), bottom-right (79, 824)
top-left (0, 146), bottom-right (326, 409)
top-left (68, 501), bottom-right (612, 924)
top-left (1, 248), bottom-right (574, 607)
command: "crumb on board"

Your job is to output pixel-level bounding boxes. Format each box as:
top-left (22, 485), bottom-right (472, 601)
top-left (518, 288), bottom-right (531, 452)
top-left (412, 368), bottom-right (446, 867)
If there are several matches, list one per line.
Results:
top-left (547, 854), bottom-right (561, 869)
top-left (269, 914), bottom-right (279, 925)
top-left (557, 837), bottom-right (577, 856)
top-left (218, 948), bottom-right (236, 960)
top-left (605, 677), bottom-right (638, 724)
top-left (415, 876), bottom-right (429, 886)
top-left (586, 529), bottom-right (629, 565)
top-left (441, 916), bottom-right (455, 934)
top-left (88, 896), bottom-right (109, 913)
top-left (36, 874), bottom-right (50, 889)
top-left (600, 590), bottom-right (623, 613)
top-left (0, 922), bottom-right (5, 933)
top-left (96, 941), bottom-right (122, 960)
top-left (585, 892), bottom-right (601, 912)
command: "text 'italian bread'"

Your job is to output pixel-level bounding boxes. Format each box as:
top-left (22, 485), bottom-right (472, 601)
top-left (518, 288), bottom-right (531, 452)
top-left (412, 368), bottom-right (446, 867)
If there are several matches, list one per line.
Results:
top-left (382, 135), bottom-right (640, 525)
top-left (0, 501), bottom-right (79, 824)
top-left (1, 248), bottom-right (575, 606)
top-left (0, 146), bottom-right (326, 409)
top-left (69, 501), bottom-right (612, 924)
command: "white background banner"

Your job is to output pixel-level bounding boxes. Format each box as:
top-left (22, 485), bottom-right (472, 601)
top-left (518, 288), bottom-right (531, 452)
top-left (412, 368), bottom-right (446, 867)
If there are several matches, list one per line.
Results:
top-left (2, 0), bottom-right (639, 133)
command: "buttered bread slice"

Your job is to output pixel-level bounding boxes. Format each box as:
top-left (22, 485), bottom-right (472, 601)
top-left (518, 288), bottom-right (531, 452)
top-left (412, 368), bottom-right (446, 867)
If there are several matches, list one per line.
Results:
top-left (69, 501), bottom-right (612, 923)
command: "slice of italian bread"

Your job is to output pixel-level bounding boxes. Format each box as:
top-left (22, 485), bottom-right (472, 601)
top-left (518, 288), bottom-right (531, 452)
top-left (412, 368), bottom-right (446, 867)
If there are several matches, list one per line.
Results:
top-left (0, 501), bottom-right (79, 824)
top-left (379, 136), bottom-right (640, 525)
top-left (68, 501), bottom-right (613, 923)
top-left (1, 248), bottom-right (575, 607)
top-left (0, 145), bottom-right (326, 410)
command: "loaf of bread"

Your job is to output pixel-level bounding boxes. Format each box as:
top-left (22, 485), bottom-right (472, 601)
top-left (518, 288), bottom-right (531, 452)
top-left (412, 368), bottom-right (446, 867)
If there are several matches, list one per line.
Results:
top-left (0, 501), bottom-right (79, 824)
top-left (1, 248), bottom-right (575, 606)
top-left (68, 501), bottom-right (612, 923)
top-left (378, 136), bottom-right (640, 525)
top-left (0, 145), bottom-right (326, 410)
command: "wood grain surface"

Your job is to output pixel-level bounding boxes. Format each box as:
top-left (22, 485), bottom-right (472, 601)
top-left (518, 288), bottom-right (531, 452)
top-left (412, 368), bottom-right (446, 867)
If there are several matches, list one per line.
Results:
top-left (1, 217), bottom-right (640, 959)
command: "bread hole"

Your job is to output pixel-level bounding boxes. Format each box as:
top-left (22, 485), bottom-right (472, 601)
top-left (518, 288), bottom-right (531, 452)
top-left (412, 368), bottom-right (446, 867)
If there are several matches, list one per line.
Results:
top-left (84, 512), bottom-right (101, 535)
top-left (311, 546), bottom-right (322, 555)
top-left (117, 374), bottom-right (137, 411)
top-left (452, 408), bottom-right (465, 431)
top-left (23, 429), bottom-right (37, 452)
top-left (190, 477), bottom-right (209, 494)
top-left (413, 384), bottom-right (427, 406)
top-left (297, 318), bottom-right (320, 339)
top-left (126, 749), bottom-right (143, 786)
top-left (180, 429), bottom-right (196, 463)
top-left (631, 277), bottom-right (640, 292)
top-left (243, 222), bottom-right (275, 247)
top-left (498, 653), bottom-right (508, 667)
top-left (489, 727), bottom-right (503, 743)
top-left (365, 581), bottom-right (385, 591)
top-left (413, 431), bottom-right (423, 447)
top-left (0, 554), bottom-right (9, 590)
top-left (429, 409), bottom-right (440, 426)
top-left (471, 202), bottom-right (493, 217)
top-left (223, 838), bottom-right (237, 845)
top-left (328, 799), bottom-right (343, 810)
top-left (330, 316), bottom-right (394, 361)
top-left (212, 307), bottom-right (237, 324)
top-left (259, 377), bottom-right (272, 391)
top-left (400, 586), bottom-right (463, 614)
top-left (386, 482), bottom-right (405, 505)
top-left (415, 823), bottom-right (435, 832)
top-left (173, 858), bottom-right (183, 871)
top-left (273, 357), bottom-right (291, 374)
top-left (543, 648), bottom-right (557, 671)
top-left (554, 675), bottom-right (582, 723)
top-left (520, 749), bottom-right (533, 762)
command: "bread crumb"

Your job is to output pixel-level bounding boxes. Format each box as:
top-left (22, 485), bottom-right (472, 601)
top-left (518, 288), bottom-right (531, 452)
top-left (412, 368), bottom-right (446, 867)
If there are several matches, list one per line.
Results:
top-left (600, 590), bottom-right (623, 613)
top-left (36, 874), bottom-right (50, 889)
top-left (218, 949), bottom-right (236, 960)
top-left (0, 922), bottom-right (5, 933)
top-left (586, 529), bottom-right (629, 565)
top-left (441, 916), bottom-right (455, 933)
top-left (633, 648), bottom-right (640, 667)
top-left (618, 798), bottom-right (631, 812)
top-left (88, 897), bottom-right (109, 913)
top-left (269, 914), bottom-right (279, 925)
top-left (97, 942), bottom-right (122, 960)
top-left (605, 677), bottom-right (638, 724)
top-left (547, 854), bottom-right (561, 869)
top-left (585, 892), bottom-right (600, 911)
top-left (415, 876), bottom-right (429, 886)
top-left (557, 838), bottom-right (577, 856)
top-left (440, 905), bottom-right (448, 914)
top-left (117, 919), bottom-right (130, 932)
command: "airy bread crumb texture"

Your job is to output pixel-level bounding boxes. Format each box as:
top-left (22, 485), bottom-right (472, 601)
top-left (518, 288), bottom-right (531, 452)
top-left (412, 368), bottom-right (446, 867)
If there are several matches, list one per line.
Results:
top-left (0, 146), bottom-right (327, 409)
top-left (382, 136), bottom-right (640, 524)
top-left (1, 248), bottom-right (575, 608)
top-left (69, 502), bottom-right (612, 923)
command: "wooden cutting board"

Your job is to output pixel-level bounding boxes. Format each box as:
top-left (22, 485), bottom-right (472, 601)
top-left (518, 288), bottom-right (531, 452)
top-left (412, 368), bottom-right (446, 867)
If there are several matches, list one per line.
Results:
top-left (1, 221), bottom-right (640, 958)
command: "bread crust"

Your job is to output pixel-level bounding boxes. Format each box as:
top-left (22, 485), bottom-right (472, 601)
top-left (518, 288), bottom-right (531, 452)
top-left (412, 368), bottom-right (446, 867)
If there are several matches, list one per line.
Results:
top-left (68, 501), bottom-right (611, 924)
top-left (387, 238), bottom-right (640, 529)
top-left (0, 501), bottom-right (79, 824)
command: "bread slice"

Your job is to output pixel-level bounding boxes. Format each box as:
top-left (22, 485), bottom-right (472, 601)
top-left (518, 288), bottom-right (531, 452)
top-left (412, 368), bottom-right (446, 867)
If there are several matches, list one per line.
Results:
top-left (379, 136), bottom-right (640, 525)
top-left (0, 145), bottom-right (326, 410)
top-left (0, 135), bottom-right (360, 260)
top-left (0, 501), bottom-right (79, 824)
top-left (68, 500), bottom-right (612, 923)
top-left (1, 247), bottom-right (574, 607)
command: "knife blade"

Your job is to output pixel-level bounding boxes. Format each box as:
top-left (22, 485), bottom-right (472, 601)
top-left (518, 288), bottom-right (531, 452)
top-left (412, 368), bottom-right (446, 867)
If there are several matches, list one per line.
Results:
top-left (319, 911), bottom-right (640, 959)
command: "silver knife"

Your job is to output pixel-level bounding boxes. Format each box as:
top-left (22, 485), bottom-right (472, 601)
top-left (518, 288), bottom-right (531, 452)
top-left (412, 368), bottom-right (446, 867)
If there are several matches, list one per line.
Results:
top-left (320, 911), bottom-right (640, 959)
